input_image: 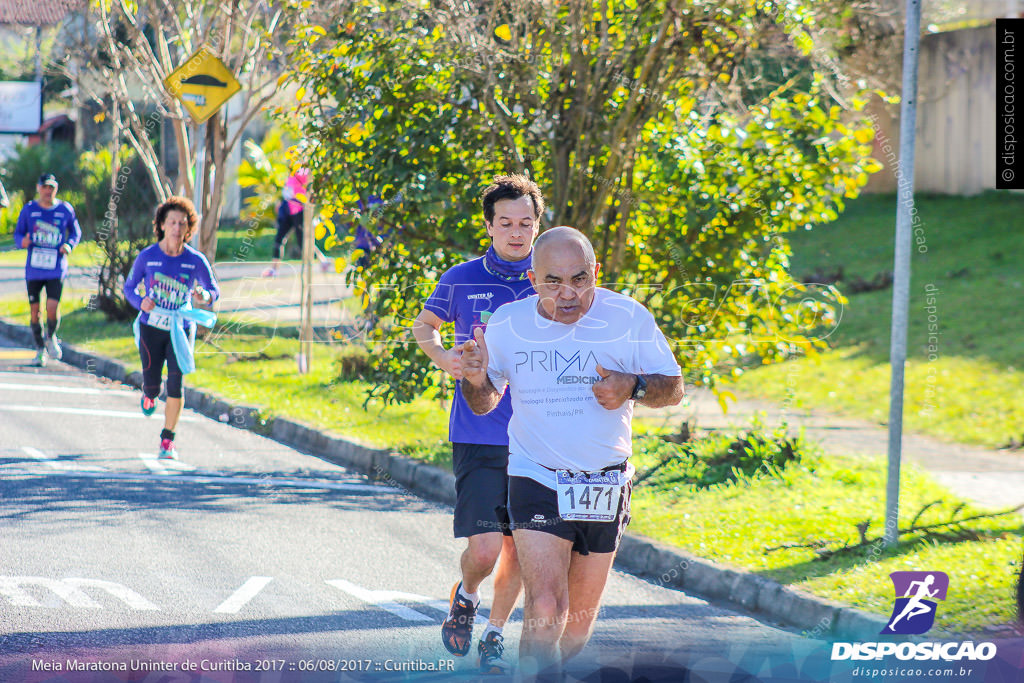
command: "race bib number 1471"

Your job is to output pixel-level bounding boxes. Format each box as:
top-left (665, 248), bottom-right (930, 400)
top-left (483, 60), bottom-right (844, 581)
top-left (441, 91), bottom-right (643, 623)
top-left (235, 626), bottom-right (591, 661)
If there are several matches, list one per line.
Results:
top-left (555, 469), bottom-right (622, 522)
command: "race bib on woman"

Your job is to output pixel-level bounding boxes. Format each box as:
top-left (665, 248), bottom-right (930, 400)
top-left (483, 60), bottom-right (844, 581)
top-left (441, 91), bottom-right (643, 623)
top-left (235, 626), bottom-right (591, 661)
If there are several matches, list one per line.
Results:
top-left (147, 311), bottom-right (173, 330)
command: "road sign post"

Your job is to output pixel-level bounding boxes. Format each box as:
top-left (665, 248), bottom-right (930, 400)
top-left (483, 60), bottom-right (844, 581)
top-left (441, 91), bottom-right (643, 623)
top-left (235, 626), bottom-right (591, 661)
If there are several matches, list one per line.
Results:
top-left (886, 0), bottom-right (923, 548)
top-left (163, 46), bottom-right (240, 250)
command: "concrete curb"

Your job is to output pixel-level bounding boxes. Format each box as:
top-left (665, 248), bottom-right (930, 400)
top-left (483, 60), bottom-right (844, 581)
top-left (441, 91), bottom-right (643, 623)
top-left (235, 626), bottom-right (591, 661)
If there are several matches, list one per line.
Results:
top-left (0, 317), bottom-right (888, 640)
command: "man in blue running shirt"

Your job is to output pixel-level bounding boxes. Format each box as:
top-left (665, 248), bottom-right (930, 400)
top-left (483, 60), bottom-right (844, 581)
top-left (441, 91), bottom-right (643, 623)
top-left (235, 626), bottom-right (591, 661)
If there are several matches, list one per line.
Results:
top-left (13, 173), bottom-right (82, 367)
top-left (413, 174), bottom-right (545, 674)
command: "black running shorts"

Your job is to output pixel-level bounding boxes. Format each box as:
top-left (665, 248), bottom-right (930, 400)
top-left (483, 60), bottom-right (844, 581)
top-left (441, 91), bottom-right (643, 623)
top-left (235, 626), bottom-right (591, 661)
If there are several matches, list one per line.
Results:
top-left (452, 443), bottom-right (512, 538)
top-left (507, 473), bottom-right (632, 555)
top-left (26, 278), bottom-right (63, 304)
top-left (138, 322), bottom-right (183, 399)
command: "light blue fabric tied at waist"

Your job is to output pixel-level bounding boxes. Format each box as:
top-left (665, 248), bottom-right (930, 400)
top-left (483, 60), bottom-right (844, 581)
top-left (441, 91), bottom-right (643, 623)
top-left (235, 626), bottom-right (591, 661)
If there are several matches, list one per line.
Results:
top-left (133, 302), bottom-right (218, 375)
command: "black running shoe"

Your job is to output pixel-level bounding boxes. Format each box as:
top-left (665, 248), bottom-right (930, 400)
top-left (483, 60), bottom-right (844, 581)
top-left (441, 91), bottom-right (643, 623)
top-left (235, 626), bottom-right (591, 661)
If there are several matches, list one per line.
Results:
top-left (478, 631), bottom-right (509, 674)
top-left (441, 581), bottom-right (477, 656)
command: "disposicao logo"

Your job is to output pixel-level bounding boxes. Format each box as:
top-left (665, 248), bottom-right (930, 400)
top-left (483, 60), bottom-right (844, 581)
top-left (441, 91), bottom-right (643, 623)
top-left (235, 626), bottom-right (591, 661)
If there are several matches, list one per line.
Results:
top-left (831, 570), bottom-right (997, 664)
top-left (881, 571), bottom-right (949, 635)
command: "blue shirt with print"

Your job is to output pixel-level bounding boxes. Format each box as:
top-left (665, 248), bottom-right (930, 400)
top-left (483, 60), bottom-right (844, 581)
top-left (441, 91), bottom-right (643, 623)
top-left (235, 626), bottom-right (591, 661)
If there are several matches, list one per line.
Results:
top-left (14, 200), bottom-right (82, 281)
top-left (423, 256), bottom-right (535, 446)
top-left (123, 243), bottom-right (220, 330)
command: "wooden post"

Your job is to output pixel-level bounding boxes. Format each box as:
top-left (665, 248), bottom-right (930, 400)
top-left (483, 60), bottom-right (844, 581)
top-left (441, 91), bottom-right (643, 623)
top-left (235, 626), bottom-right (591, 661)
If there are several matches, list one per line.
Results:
top-left (298, 201), bottom-right (315, 373)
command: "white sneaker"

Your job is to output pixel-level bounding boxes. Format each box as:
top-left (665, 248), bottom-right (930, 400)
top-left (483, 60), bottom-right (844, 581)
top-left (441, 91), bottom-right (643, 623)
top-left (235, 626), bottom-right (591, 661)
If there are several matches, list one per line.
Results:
top-left (44, 335), bottom-right (62, 361)
top-left (32, 348), bottom-right (47, 367)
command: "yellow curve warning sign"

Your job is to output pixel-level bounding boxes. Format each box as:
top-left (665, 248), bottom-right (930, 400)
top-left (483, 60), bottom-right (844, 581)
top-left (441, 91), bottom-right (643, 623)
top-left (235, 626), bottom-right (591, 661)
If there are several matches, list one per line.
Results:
top-left (163, 46), bottom-right (241, 124)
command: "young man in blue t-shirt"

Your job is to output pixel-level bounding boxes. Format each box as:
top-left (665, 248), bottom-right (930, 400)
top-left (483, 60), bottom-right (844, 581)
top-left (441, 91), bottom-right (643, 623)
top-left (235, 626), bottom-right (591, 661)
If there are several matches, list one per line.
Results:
top-left (413, 174), bottom-right (545, 674)
top-left (13, 173), bottom-right (82, 366)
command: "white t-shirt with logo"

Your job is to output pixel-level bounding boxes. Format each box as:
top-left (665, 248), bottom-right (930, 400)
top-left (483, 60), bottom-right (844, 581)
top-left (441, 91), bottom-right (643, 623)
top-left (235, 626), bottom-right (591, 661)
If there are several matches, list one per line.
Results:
top-left (485, 287), bottom-right (682, 489)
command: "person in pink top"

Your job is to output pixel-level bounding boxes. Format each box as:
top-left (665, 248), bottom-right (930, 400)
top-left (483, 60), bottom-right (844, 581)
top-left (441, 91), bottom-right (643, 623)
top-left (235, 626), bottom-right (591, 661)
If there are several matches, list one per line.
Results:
top-left (263, 168), bottom-right (310, 277)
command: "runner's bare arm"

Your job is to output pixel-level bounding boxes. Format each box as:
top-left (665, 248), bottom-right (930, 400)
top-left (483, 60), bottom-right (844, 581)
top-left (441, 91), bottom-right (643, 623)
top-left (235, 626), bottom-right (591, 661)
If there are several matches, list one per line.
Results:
top-left (461, 327), bottom-right (502, 415)
top-left (592, 364), bottom-right (684, 410)
top-left (412, 309), bottom-right (464, 380)
top-left (637, 374), bottom-right (685, 409)
top-left (462, 376), bottom-right (502, 415)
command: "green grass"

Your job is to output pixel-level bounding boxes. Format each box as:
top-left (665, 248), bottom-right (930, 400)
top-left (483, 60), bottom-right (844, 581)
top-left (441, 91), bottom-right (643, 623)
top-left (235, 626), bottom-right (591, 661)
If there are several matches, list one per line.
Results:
top-left (728, 191), bottom-right (1024, 449)
top-left (0, 240), bottom-right (105, 267)
top-left (628, 435), bottom-right (1023, 634)
top-left (214, 223), bottom-right (280, 262)
top-left (192, 335), bottom-right (449, 454)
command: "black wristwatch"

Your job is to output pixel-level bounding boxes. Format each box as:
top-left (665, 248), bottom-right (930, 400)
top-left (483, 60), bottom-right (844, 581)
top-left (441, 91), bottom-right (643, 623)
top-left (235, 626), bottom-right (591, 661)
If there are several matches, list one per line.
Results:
top-left (630, 374), bottom-right (647, 401)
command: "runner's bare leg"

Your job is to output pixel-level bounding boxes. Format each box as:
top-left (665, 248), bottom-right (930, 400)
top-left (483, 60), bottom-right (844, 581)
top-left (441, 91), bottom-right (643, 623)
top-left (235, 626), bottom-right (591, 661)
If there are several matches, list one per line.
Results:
top-left (514, 529), bottom-right (573, 676)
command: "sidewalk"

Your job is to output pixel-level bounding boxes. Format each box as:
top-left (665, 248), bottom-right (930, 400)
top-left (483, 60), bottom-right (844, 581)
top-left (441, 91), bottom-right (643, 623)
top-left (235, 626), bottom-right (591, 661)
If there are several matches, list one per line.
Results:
top-left (638, 388), bottom-right (1024, 515)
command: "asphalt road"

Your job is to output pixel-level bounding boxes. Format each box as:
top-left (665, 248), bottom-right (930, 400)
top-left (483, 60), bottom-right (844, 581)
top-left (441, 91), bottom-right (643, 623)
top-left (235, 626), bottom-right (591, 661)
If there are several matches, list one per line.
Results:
top-left (0, 333), bottom-right (831, 682)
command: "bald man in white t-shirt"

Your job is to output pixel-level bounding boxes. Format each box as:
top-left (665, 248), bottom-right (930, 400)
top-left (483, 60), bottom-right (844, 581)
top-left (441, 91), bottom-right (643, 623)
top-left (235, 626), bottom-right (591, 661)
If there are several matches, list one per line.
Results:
top-left (460, 226), bottom-right (684, 676)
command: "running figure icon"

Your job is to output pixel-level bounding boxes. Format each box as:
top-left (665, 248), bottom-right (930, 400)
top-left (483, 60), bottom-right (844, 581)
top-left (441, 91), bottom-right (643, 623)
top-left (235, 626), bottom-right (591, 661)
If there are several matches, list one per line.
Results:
top-left (887, 574), bottom-right (938, 630)
top-left (882, 570), bottom-right (949, 635)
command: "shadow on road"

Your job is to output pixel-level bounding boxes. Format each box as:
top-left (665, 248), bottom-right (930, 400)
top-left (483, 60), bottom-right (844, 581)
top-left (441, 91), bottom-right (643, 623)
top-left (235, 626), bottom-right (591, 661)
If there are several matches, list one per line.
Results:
top-left (0, 602), bottom-right (774, 651)
top-left (0, 469), bottom-right (443, 521)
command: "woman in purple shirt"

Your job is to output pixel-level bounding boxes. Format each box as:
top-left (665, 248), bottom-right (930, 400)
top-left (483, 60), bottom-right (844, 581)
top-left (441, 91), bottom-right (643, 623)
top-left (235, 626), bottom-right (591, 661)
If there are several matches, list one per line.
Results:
top-left (124, 197), bottom-right (219, 459)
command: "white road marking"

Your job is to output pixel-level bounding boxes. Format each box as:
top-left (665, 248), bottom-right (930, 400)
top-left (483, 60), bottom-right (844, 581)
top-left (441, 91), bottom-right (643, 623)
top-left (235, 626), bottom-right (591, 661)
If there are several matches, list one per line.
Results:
top-left (21, 446), bottom-right (107, 472)
top-left (0, 577), bottom-right (159, 610)
top-left (138, 452), bottom-right (199, 473)
top-left (0, 382), bottom-right (106, 395)
top-left (0, 405), bottom-right (199, 421)
top-left (138, 452), bottom-right (168, 474)
top-left (325, 579), bottom-right (434, 622)
top-left (213, 576), bottom-right (274, 614)
top-left (0, 371), bottom-right (98, 383)
top-left (2, 468), bottom-right (394, 493)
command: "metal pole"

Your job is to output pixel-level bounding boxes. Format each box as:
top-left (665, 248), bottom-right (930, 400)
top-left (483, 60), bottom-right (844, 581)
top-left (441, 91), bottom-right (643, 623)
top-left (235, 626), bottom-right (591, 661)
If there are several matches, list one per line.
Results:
top-left (190, 122), bottom-right (206, 249)
top-left (35, 27), bottom-right (42, 82)
top-left (298, 202), bottom-right (314, 374)
top-left (885, 0), bottom-right (922, 548)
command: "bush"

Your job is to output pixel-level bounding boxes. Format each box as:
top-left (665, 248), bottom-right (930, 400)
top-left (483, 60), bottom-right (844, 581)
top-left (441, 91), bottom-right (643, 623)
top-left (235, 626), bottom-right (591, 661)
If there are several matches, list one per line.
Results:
top-left (1, 141), bottom-right (160, 319)
top-left (634, 424), bottom-right (817, 490)
top-left (335, 346), bottom-right (371, 382)
top-left (1, 143), bottom-right (89, 239)
top-left (237, 126), bottom-right (293, 229)
top-left (80, 146), bottom-right (159, 321)
top-left (0, 142), bottom-right (81, 201)
top-left (0, 188), bottom-right (25, 237)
